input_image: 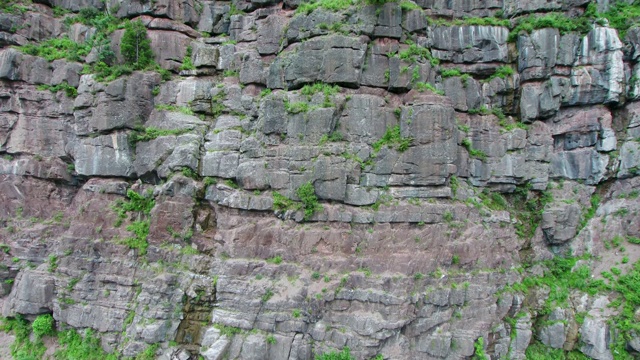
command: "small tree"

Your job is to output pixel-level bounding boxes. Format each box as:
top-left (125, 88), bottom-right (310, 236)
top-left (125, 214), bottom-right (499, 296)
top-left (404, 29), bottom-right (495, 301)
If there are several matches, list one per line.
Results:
top-left (120, 20), bottom-right (153, 69)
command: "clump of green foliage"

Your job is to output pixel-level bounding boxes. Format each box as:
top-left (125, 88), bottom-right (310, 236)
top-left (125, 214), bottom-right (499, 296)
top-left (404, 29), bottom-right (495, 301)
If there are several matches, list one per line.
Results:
top-left (123, 220), bottom-right (150, 255)
top-left (214, 324), bottom-right (243, 337)
top-left (121, 20), bottom-right (154, 69)
top-left (295, 0), bottom-right (353, 15)
top-left (296, 182), bottom-right (321, 220)
top-left (2, 315), bottom-right (47, 359)
top-left (398, 42), bottom-right (439, 66)
top-left (300, 82), bottom-right (340, 107)
top-left (511, 184), bottom-right (553, 239)
top-left (55, 329), bottom-right (119, 360)
top-left (154, 104), bottom-right (195, 115)
top-left (20, 36), bottom-right (91, 62)
top-left (577, 194), bottom-right (600, 231)
top-left (486, 66), bottom-right (514, 81)
top-left (112, 190), bottom-right (155, 255)
top-left (32, 314), bottom-right (55, 338)
top-left (600, 1), bottom-right (640, 39)
top-left (414, 82), bottom-right (444, 95)
top-left (129, 126), bottom-right (189, 145)
top-left (272, 183), bottom-right (322, 221)
top-left (285, 101), bottom-right (310, 114)
top-left (399, 0), bottom-right (421, 11)
top-left (315, 346), bottom-right (355, 360)
top-left (461, 138), bottom-right (487, 160)
top-left (473, 337), bottom-right (489, 360)
top-left (508, 12), bottom-right (591, 42)
top-left (372, 125), bottom-right (413, 153)
top-left (112, 190), bottom-right (155, 224)
top-left (179, 46), bottom-right (195, 71)
top-left (440, 68), bottom-right (462, 78)
top-left (37, 81), bottom-right (78, 98)
top-left (0, 0), bottom-right (30, 14)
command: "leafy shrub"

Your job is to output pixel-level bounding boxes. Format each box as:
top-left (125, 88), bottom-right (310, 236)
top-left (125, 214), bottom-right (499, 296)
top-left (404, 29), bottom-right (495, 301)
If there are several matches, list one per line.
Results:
top-left (372, 125), bottom-right (413, 153)
top-left (20, 36), bottom-right (91, 62)
top-left (121, 20), bottom-right (154, 69)
top-left (129, 126), bottom-right (189, 144)
top-left (37, 82), bottom-right (78, 98)
top-left (124, 220), bottom-right (150, 255)
top-left (296, 182), bottom-right (321, 220)
top-left (32, 314), bottom-right (54, 338)
top-left (179, 46), bottom-right (195, 71)
top-left (315, 347), bottom-right (355, 360)
top-left (55, 329), bottom-right (118, 360)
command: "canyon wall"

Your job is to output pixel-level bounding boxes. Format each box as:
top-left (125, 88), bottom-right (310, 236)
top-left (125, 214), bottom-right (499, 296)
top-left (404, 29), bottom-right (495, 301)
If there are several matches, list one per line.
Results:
top-left (1, 0), bottom-right (640, 358)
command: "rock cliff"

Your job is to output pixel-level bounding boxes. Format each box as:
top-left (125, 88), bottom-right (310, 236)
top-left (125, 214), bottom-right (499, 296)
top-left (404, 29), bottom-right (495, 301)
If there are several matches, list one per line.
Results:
top-left (1, 0), bottom-right (640, 359)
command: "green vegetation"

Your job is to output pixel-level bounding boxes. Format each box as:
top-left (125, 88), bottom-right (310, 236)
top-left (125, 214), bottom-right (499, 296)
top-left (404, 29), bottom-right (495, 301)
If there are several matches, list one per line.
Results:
top-left (399, 0), bottom-right (421, 11)
top-left (135, 344), bottom-right (159, 360)
top-left (397, 42), bottom-right (439, 66)
top-left (37, 82), bottom-right (78, 98)
top-left (296, 182), bottom-right (321, 220)
top-left (123, 219), bottom-right (150, 255)
top-left (2, 315), bottom-right (47, 359)
top-left (121, 20), bottom-right (154, 69)
top-left (0, 0), bottom-right (30, 14)
top-left (214, 323), bottom-right (243, 337)
top-left (300, 82), bottom-right (340, 107)
top-left (507, 8), bottom-right (594, 42)
top-left (440, 68), bottom-right (463, 78)
top-left (492, 107), bottom-right (528, 131)
top-left (261, 288), bottom-right (274, 302)
top-left (414, 82), bottom-right (444, 95)
top-left (179, 46), bottom-right (195, 71)
top-left (48, 254), bottom-right (58, 273)
top-left (372, 125), bottom-right (413, 153)
top-left (600, 1), bottom-right (640, 39)
top-left (20, 36), bottom-right (91, 62)
top-left (56, 329), bottom-right (119, 360)
top-left (473, 337), bottom-right (489, 360)
top-left (154, 104), bottom-right (195, 115)
top-left (296, 0), bottom-right (353, 15)
top-left (111, 189), bottom-right (154, 255)
top-left (112, 189), bottom-right (155, 225)
top-left (315, 346), bottom-right (355, 360)
top-left (319, 131), bottom-right (344, 145)
top-left (129, 126), bottom-right (189, 144)
top-left (32, 314), bottom-right (54, 338)
top-left (272, 183), bottom-right (322, 221)
top-left (486, 66), bottom-right (514, 81)
top-left (577, 194), bottom-right (600, 231)
top-left (285, 101), bottom-right (310, 114)
top-left (525, 341), bottom-right (588, 360)
top-left (461, 138), bottom-right (487, 160)
top-left (267, 255), bottom-right (283, 264)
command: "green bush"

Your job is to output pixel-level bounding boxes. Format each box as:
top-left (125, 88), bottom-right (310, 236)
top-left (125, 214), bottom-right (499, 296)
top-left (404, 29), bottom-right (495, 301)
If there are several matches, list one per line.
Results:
top-left (37, 82), bottom-right (78, 98)
top-left (55, 329), bottom-right (118, 360)
top-left (372, 125), bottom-right (413, 153)
top-left (179, 46), bottom-right (195, 71)
top-left (296, 182), bottom-right (321, 220)
top-left (20, 36), bottom-right (91, 62)
top-left (129, 126), bottom-right (189, 145)
top-left (121, 20), bottom-right (154, 69)
top-left (32, 314), bottom-right (54, 338)
top-left (315, 347), bottom-right (355, 360)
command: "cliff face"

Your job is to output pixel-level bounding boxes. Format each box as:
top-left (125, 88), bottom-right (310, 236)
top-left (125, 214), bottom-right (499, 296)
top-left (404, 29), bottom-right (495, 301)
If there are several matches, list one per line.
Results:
top-left (1, 0), bottom-right (640, 359)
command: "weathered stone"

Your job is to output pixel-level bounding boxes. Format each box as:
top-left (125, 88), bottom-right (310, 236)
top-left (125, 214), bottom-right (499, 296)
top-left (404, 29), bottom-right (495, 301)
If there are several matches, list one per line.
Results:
top-left (73, 132), bottom-right (135, 177)
top-left (267, 35), bottom-right (367, 89)
top-left (430, 26), bottom-right (509, 63)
